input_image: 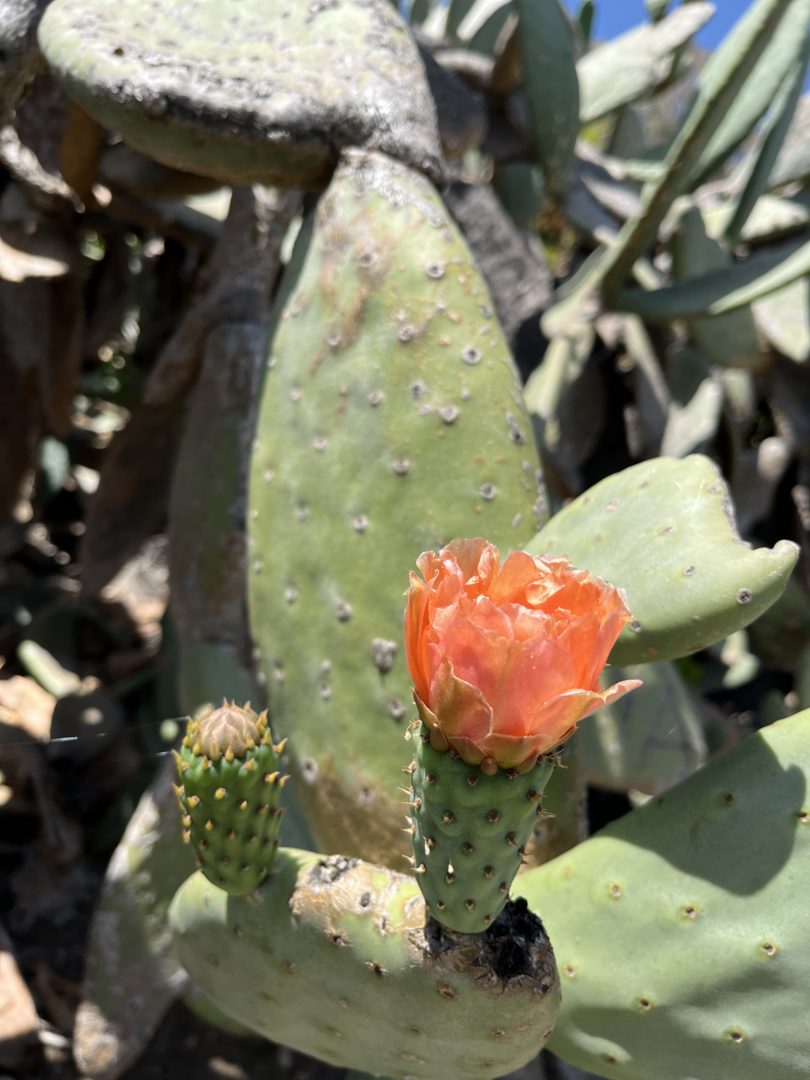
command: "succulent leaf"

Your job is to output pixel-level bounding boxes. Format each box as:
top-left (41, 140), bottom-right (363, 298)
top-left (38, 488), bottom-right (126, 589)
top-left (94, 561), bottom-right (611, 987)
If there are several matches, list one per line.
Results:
top-left (515, 0), bottom-right (580, 199)
top-left (615, 235), bottom-right (810, 322)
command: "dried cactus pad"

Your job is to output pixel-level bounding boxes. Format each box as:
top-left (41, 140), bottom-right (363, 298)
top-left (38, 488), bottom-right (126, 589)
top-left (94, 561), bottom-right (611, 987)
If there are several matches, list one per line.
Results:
top-left (38, 0), bottom-right (443, 187)
top-left (521, 709), bottom-right (810, 1080)
top-left (171, 850), bottom-right (560, 1079)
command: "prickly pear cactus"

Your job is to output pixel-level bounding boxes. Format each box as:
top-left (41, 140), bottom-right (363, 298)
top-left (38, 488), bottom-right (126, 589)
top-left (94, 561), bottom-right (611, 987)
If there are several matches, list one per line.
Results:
top-left (409, 723), bottom-right (555, 932)
top-left (528, 455), bottom-right (798, 665)
top-left (175, 702), bottom-right (286, 895)
top-left (521, 710), bottom-right (810, 1080)
top-left (248, 148), bottom-right (544, 863)
top-left (170, 849), bottom-right (561, 1079)
top-left (38, 0), bottom-right (442, 186)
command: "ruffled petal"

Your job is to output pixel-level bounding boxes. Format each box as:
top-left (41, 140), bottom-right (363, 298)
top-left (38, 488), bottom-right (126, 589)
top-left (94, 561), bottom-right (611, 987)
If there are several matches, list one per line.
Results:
top-left (430, 658), bottom-right (494, 746)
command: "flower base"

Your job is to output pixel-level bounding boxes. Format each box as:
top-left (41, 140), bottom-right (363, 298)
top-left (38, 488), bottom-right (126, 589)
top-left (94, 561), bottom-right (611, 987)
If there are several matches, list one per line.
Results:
top-left (409, 723), bottom-right (556, 933)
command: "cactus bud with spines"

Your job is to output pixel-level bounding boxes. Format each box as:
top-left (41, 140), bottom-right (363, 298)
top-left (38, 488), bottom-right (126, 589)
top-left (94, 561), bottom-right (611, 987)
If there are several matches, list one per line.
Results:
top-left (174, 702), bottom-right (287, 896)
top-left (405, 539), bottom-right (641, 932)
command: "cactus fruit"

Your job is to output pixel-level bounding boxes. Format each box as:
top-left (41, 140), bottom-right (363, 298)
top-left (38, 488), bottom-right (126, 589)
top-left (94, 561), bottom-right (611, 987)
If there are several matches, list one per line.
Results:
top-left (174, 702), bottom-right (287, 896)
top-left (170, 849), bottom-right (561, 1079)
top-left (247, 148), bottom-right (544, 864)
top-left (409, 721), bottom-right (556, 933)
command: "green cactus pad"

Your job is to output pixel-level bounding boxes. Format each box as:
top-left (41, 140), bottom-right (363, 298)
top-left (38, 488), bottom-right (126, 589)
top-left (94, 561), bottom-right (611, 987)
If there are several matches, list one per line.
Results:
top-left (521, 710), bottom-right (810, 1080)
top-left (248, 148), bottom-right (544, 865)
top-left (410, 726), bottom-right (556, 932)
top-left (73, 756), bottom-right (197, 1077)
top-left (38, 0), bottom-right (442, 188)
top-left (527, 454), bottom-right (798, 665)
top-left (175, 702), bottom-right (286, 895)
top-left (170, 850), bottom-right (560, 1078)
top-left (576, 660), bottom-right (707, 795)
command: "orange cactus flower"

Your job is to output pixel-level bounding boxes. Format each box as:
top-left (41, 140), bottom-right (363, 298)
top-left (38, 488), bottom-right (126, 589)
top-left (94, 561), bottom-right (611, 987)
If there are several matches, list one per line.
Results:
top-left (404, 538), bottom-right (641, 772)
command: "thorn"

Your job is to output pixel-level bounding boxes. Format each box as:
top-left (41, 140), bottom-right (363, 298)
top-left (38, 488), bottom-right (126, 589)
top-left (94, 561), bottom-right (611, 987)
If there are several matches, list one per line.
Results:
top-left (243, 759), bottom-right (257, 773)
top-left (182, 815), bottom-right (192, 828)
top-left (414, 863), bottom-right (427, 875)
top-left (188, 795), bottom-right (200, 808)
top-left (192, 741), bottom-right (202, 756)
top-left (182, 829), bottom-right (191, 843)
top-left (172, 783), bottom-right (184, 798)
top-left (214, 787), bottom-right (227, 800)
top-left (274, 738), bottom-right (288, 754)
top-left (205, 819), bottom-right (215, 831)
top-left (177, 760), bottom-right (189, 773)
top-left (264, 771), bottom-right (280, 784)
top-left (397, 786), bottom-right (413, 797)
top-left (404, 854), bottom-right (416, 866)
top-left (201, 757), bottom-right (212, 770)
top-left (225, 747), bottom-right (235, 763)
top-left (239, 799), bottom-right (249, 811)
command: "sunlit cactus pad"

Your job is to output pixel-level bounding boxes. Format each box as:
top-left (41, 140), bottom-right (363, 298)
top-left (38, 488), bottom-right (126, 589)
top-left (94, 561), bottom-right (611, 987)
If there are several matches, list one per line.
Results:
top-left (38, 0), bottom-right (442, 186)
top-left (170, 850), bottom-right (560, 1079)
top-left (529, 455), bottom-right (798, 664)
top-left (521, 709), bottom-right (810, 1080)
top-left (175, 702), bottom-right (286, 895)
top-left (248, 148), bottom-right (543, 863)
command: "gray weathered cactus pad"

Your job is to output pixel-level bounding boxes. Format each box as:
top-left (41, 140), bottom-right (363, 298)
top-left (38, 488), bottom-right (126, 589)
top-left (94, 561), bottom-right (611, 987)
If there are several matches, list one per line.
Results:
top-left (38, 0), bottom-right (443, 187)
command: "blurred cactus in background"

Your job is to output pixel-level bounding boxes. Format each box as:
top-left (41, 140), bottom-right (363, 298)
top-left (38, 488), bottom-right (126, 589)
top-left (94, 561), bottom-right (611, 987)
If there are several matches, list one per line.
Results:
top-left (0, 0), bottom-right (809, 1078)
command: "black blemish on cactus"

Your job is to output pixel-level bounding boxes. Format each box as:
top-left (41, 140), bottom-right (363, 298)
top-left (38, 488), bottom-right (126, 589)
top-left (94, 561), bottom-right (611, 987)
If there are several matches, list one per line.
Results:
top-left (425, 897), bottom-right (552, 985)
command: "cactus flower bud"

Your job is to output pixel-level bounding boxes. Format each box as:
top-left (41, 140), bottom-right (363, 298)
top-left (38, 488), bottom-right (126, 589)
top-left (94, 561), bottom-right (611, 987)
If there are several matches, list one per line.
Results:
top-left (405, 538), bottom-right (641, 772)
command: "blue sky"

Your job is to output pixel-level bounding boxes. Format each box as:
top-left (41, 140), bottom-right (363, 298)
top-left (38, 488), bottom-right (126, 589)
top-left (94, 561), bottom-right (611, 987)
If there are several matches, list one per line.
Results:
top-left (563, 1), bottom-right (758, 48)
top-left (563, 1), bottom-right (810, 90)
